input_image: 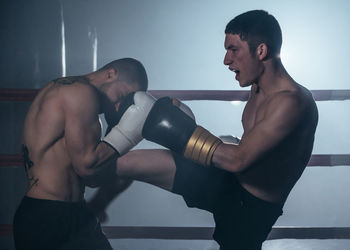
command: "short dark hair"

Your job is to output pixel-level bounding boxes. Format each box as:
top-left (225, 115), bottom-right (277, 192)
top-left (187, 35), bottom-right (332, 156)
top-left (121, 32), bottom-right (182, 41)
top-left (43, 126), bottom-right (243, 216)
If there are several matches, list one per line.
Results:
top-left (225, 10), bottom-right (282, 58)
top-left (99, 58), bottom-right (148, 91)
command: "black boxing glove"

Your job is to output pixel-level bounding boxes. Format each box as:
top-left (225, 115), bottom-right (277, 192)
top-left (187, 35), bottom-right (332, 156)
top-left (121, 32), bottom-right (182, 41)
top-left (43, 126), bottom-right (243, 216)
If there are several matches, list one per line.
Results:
top-left (142, 97), bottom-right (222, 167)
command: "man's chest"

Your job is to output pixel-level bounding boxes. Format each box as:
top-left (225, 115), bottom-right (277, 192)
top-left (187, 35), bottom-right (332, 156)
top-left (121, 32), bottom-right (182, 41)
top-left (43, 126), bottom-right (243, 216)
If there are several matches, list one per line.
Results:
top-left (242, 95), bottom-right (268, 132)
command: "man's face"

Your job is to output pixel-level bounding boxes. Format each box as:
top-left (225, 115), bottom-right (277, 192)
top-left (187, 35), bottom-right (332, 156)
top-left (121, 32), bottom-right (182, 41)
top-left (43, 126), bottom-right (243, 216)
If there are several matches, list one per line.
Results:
top-left (223, 34), bottom-right (262, 87)
top-left (101, 81), bottom-right (140, 114)
top-left (108, 81), bottom-right (140, 105)
top-left (103, 81), bottom-right (141, 127)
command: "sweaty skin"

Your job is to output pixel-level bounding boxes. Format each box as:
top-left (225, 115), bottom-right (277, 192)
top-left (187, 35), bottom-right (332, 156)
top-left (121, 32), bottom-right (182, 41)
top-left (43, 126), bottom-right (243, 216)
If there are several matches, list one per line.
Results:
top-left (21, 76), bottom-right (135, 202)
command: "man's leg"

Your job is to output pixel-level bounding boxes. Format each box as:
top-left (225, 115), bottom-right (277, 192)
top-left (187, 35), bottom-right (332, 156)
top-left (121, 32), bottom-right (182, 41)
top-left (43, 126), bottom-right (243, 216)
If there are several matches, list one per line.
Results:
top-left (116, 149), bottom-right (177, 191)
top-left (87, 176), bottom-right (133, 222)
top-left (118, 149), bottom-right (233, 212)
top-left (61, 203), bottom-right (113, 250)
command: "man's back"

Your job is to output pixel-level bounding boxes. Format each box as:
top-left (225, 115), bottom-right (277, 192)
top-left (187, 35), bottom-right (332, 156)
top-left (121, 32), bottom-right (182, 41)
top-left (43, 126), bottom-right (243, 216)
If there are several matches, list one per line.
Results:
top-left (22, 79), bottom-right (99, 202)
top-left (238, 81), bottom-right (318, 203)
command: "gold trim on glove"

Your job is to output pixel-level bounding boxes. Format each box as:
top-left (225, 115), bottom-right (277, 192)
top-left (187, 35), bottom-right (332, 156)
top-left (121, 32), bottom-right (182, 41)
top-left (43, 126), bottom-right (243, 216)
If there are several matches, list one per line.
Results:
top-left (184, 126), bottom-right (222, 167)
top-left (183, 126), bottom-right (205, 159)
top-left (206, 139), bottom-right (222, 166)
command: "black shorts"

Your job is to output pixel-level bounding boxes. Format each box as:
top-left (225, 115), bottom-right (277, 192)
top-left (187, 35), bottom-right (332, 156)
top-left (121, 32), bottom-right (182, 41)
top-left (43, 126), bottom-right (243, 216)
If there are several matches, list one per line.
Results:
top-left (172, 153), bottom-right (283, 250)
top-left (13, 196), bottom-right (112, 250)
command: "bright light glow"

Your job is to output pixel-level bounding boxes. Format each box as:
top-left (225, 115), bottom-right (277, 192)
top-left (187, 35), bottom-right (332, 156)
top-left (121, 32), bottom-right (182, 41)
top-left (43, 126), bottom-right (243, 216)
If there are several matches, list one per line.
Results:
top-left (60, 4), bottom-right (66, 77)
top-left (92, 28), bottom-right (98, 71)
top-left (279, 44), bottom-right (296, 70)
top-left (230, 101), bottom-right (242, 106)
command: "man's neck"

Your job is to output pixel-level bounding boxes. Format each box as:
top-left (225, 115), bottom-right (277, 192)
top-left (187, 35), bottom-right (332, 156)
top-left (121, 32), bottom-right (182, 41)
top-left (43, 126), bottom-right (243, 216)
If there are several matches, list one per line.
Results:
top-left (254, 59), bottom-right (291, 96)
top-left (84, 72), bottom-right (108, 114)
top-left (86, 72), bottom-right (100, 88)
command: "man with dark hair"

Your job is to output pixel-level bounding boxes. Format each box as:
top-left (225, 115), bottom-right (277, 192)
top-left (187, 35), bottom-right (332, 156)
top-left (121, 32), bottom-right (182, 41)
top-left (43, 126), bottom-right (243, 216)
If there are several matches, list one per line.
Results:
top-left (89, 10), bottom-right (318, 250)
top-left (13, 58), bottom-right (154, 250)
top-left (98, 58), bottom-right (148, 91)
top-left (225, 10), bottom-right (282, 58)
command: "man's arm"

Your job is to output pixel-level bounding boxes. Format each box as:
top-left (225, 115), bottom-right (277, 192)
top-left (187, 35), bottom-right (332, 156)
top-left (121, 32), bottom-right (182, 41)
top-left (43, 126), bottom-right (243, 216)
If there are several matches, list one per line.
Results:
top-left (212, 92), bottom-right (306, 173)
top-left (63, 83), bottom-right (117, 179)
top-left (87, 175), bottom-right (133, 222)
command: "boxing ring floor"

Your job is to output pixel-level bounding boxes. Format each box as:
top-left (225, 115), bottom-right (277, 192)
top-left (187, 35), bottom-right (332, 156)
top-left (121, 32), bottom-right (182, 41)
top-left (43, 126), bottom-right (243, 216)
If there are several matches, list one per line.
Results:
top-left (106, 239), bottom-right (350, 250)
top-left (1, 88), bottom-right (350, 250)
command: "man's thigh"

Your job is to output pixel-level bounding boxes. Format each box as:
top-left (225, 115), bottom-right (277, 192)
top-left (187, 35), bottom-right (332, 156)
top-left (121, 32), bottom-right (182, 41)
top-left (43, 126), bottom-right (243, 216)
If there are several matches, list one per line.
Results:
top-left (171, 152), bottom-right (238, 212)
top-left (213, 189), bottom-right (283, 250)
top-left (117, 149), bottom-right (176, 191)
top-left (61, 224), bottom-right (112, 250)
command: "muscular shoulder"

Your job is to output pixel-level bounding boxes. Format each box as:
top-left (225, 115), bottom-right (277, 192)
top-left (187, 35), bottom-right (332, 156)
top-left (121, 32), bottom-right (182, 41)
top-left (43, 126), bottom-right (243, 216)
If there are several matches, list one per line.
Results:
top-left (59, 81), bottom-right (100, 116)
top-left (265, 90), bottom-right (309, 127)
top-left (272, 84), bottom-right (315, 110)
top-left (270, 90), bottom-right (304, 108)
top-left (53, 76), bottom-right (90, 85)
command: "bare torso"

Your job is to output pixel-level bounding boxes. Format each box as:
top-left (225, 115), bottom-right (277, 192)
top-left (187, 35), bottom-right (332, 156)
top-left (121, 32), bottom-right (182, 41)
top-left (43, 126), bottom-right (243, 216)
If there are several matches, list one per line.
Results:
top-left (237, 83), bottom-right (318, 204)
top-left (22, 77), bottom-right (96, 202)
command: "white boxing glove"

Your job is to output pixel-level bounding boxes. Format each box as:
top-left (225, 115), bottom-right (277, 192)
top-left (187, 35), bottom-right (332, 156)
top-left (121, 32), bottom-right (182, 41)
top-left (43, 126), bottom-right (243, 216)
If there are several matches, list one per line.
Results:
top-left (103, 91), bottom-right (156, 155)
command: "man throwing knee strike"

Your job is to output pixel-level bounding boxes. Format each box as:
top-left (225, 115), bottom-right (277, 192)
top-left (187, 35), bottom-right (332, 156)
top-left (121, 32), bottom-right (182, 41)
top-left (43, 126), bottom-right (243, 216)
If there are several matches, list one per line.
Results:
top-left (13, 58), bottom-right (153, 250)
top-left (89, 10), bottom-right (319, 250)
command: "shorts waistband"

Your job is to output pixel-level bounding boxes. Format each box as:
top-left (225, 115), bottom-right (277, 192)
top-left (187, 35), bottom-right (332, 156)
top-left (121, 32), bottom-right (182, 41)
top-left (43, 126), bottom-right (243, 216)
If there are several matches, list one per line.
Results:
top-left (23, 196), bottom-right (86, 209)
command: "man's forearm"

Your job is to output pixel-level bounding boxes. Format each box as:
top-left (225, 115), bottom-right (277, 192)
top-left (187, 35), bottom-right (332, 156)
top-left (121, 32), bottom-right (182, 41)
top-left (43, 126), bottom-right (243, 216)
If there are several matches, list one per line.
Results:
top-left (87, 176), bottom-right (133, 215)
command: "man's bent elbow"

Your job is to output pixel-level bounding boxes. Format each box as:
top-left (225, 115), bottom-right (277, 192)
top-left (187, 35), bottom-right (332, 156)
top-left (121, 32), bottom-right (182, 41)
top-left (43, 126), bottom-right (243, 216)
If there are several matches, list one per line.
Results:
top-left (212, 143), bottom-right (248, 173)
top-left (72, 156), bottom-right (99, 178)
top-left (75, 166), bottom-right (107, 188)
top-left (74, 164), bottom-right (96, 179)
top-left (225, 160), bottom-right (246, 173)
top-left (214, 153), bottom-right (247, 173)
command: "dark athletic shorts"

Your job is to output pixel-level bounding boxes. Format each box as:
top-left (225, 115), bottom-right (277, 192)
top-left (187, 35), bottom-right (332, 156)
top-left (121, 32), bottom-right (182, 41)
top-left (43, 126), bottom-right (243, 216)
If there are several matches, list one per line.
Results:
top-left (172, 153), bottom-right (283, 250)
top-left (13, 196), bottom-right (112, 250)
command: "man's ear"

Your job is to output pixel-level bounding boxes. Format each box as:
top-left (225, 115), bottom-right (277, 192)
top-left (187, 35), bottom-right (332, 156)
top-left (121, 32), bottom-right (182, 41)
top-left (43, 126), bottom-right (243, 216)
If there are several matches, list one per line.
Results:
top-left (256, 43), bottom-right (268, 61)
top-left (106, 68), bottom-right (118, 82)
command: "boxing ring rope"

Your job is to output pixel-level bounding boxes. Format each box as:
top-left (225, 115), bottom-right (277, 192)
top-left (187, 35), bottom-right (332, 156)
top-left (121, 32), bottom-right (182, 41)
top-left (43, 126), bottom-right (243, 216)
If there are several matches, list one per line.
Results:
top-left (1, 88), bottom-right (350, 240)
top-left (1, 88), bottom-right (350, 102)
top-left (1, 153), bottom-right (349, 168)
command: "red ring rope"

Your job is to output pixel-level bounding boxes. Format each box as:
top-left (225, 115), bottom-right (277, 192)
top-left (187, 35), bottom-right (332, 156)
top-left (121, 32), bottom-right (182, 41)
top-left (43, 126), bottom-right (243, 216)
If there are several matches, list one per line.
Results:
top-left (1, 154), bottom-right (349, 167)
top-left (1, 88), bottom-right (350, 102)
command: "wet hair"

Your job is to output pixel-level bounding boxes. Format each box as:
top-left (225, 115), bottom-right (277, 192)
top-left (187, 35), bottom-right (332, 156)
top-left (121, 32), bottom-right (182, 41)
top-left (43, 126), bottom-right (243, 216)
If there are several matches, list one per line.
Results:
top-left (225, 10), bottom-right (282, 58)
top-left (99, 58), bottom-right (148, 91)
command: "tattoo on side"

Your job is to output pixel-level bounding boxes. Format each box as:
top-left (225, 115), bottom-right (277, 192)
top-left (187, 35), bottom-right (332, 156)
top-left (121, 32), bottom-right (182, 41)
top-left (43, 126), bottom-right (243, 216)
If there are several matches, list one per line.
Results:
top-left (22, 145), bottom-right (39, 190)
top-left (28, 176), bottom-right (39, 190)
top-left (53, 76), bottom-right (90, 85)
top-left (22, 145), bottom-right (33, 171)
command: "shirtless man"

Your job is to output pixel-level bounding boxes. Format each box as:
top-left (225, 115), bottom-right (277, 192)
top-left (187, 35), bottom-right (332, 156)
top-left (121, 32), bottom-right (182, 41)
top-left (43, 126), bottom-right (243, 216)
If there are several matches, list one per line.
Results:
top-left (89, 10), bottom-right (319, 250)
top-left (13, 58), bottom-right (150, 250)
